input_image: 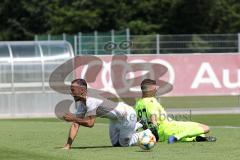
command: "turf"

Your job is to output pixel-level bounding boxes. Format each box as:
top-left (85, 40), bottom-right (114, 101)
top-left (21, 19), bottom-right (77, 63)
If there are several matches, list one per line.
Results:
top-left (0, 115), bottom-right (240, 160)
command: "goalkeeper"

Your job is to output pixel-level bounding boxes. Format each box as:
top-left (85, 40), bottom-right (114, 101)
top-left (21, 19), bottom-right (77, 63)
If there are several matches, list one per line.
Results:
top-left (135, 79), bottom-right (217, 144)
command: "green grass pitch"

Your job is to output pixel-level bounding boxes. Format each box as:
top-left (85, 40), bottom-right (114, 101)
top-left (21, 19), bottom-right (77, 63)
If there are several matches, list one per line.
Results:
top-left (0, 114), bottom-right (240, 160)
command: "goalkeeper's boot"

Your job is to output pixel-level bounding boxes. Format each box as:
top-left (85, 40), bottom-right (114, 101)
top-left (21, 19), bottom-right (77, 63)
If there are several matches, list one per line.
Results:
top-left (168, 136), bottom-right (178, 144)
top-left (196, 136), bottom-right (217, 142)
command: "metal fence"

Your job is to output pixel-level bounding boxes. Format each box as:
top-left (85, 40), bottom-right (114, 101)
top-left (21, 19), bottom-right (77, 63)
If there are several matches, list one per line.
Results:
top-left (35, 31), bottom-right (240, 55)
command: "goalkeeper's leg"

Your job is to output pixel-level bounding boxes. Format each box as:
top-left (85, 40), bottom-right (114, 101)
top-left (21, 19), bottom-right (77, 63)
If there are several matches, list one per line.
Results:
top-left (174, 122), bottom-right (209, 140)
top-left (168, 122), bottom-right (211, 144)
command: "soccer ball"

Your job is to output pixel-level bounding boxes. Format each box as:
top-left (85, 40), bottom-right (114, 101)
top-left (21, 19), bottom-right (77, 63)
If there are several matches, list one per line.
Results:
top-left (138, 131), bottom-right (156, 150)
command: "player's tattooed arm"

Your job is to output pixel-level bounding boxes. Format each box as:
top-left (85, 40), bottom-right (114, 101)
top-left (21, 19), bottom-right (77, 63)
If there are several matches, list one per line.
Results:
top-left (149, 114), bottom-right (159, 141)
top-left (64, 113), bottom-right (96, 128)
top-left (150, 114), bottom-right (158, 126)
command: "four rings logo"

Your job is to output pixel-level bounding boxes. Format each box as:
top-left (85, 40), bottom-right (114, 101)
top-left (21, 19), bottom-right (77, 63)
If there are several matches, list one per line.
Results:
top-left (49, 55), bottom-right (174, 98)
top-left (80, 57), bottom-right (175, 96)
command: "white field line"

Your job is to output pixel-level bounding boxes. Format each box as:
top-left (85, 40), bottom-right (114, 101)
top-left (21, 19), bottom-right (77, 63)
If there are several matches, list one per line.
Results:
top-left (0, 107), bottom-right (240, 119)
top-left (166, 107), bottom-right (240, 115)
top-left (0, 118), bottom-right (239, 129)
top-left (94, 123), bottom-right (240, 129)
top-left (210, 126), bottom-right (240, 129)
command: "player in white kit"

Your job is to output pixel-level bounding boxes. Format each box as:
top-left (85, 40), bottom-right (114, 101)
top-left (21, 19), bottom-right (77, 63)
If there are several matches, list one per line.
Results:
top-left (63, 79), bottom-right (150, 149)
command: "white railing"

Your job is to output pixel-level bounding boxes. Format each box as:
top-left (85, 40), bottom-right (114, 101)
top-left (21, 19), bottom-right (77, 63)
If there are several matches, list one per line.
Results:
top-left (35, 32), bottom-right (239, 55)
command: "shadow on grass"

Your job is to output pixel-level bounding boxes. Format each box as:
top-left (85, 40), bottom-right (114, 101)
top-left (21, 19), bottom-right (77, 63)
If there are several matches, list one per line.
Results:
top-left (135, 150), bottom-right (153, 152)
top-left (55, 145), bottom-right (115, 150)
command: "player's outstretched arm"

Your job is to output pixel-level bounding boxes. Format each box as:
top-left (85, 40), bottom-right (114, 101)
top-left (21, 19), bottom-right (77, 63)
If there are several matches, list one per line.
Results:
top-left (64, 113), bottom-right (96, 128)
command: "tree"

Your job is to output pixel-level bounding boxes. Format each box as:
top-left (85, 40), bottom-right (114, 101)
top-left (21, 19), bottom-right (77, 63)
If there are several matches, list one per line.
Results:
top-left (1, 0), bottom-right (240, 40)
top-left (164, 0), bottom-right (215, 34)
top-left (208, 0), bottom-right (240, 33)
top-left (0, 0), bottom-right (50, 40)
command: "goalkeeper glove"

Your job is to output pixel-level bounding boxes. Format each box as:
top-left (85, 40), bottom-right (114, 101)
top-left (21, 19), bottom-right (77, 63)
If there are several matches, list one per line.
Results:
top-left (148, 123), bottom-right (159, 142)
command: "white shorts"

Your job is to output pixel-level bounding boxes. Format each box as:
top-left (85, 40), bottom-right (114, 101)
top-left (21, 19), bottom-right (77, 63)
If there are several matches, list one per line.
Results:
top-left (109, 105), bottom-right (137, 147)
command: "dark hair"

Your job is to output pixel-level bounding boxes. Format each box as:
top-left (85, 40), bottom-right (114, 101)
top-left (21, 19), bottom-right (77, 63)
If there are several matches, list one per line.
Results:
top-left (71, 79), bottom-right (87, 88)
top-left (141, 79), bottom-right (156, 90)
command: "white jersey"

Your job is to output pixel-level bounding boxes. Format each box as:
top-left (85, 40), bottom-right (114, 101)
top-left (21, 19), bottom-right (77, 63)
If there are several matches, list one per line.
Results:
top-left (74, 97), bottom-right (100, 118)
top-left (74, 97), bottom-right (139, 147)
top-left (74, 97), bottom-right (133, 120)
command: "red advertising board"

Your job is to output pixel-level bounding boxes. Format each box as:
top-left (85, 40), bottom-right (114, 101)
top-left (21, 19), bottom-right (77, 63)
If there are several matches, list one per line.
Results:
top-left (75, 54), bottom-right (240, 97)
